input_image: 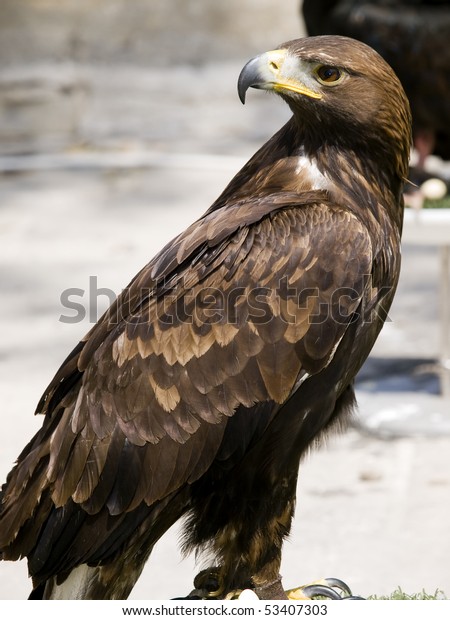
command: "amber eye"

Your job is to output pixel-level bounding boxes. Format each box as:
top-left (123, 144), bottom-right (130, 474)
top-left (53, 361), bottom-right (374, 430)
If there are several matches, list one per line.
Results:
top-left (316, 65), bottom-right (343, 84)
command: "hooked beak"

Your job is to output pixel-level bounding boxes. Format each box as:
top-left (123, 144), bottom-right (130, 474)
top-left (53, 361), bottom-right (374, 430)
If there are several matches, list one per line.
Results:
top-left (238, 49), bottom-right (322, 104)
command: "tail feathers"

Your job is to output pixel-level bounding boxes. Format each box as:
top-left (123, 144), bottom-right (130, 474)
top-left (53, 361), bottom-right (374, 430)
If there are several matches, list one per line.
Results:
top-left (27, 560), bottom-right (145, 599)
top-left (29, 565), bottom-right (105, 600)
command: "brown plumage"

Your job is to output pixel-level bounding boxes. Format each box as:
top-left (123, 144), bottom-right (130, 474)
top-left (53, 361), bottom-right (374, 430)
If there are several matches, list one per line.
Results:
top-left (0, 36), bottom-right (411, 600)
top-left (302, 0), bottom-right (450, 167)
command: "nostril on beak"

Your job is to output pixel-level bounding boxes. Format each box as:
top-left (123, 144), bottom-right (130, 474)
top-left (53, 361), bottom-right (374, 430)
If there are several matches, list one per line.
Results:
top-left (269, 61), bottom-right (279, 73)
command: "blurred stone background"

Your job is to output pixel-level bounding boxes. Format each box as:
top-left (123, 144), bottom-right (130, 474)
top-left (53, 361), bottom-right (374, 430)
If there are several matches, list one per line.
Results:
top-left (0, 0), bottom-right (299, 155)
top-left (1, 0), bottom-right (449, 602)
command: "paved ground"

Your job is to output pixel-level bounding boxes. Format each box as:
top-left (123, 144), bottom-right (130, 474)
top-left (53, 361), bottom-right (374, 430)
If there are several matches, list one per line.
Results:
top-left (1, 61), bottom-right (450, 600)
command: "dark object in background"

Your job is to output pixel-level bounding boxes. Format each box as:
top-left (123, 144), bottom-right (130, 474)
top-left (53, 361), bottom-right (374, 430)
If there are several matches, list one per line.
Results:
top-left (302, 0), bottom-right (450, 169)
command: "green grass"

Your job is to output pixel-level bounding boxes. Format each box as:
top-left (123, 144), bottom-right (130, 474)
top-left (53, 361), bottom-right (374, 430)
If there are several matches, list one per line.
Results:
top-left (368, 587), bottom-right (447, 600)
top-left (423, 196), bottom-right (450, 209)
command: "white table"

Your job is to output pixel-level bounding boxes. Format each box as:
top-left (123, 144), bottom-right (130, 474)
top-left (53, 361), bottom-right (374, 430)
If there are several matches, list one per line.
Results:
top-left (402, 209), bottom-right (450, 395)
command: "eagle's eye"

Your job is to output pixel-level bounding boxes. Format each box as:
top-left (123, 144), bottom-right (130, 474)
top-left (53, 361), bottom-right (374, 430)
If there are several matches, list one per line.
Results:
top-left (315, 65), bottom-right (343, 85)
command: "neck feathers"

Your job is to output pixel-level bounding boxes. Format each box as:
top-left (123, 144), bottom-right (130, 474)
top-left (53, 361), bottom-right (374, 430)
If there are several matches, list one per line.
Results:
top-left (210, 117), bottom-right (405, 232)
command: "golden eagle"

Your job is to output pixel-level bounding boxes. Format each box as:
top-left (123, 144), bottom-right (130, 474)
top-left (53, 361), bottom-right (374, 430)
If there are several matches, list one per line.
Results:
top-left (0, 36), bottom-right (411, 600)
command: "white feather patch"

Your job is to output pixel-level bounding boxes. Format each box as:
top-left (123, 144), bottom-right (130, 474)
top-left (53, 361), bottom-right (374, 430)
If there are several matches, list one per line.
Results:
top-left (296, 155), bottom-right (330, 190)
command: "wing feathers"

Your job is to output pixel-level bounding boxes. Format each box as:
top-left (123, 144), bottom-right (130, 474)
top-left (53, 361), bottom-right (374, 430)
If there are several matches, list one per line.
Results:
top-left (1, 199), bottom-right (374, 575)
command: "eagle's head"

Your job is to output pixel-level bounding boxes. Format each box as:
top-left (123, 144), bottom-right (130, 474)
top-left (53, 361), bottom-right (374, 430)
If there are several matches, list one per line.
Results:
top-left (238, 35), bottom-right (412, 183)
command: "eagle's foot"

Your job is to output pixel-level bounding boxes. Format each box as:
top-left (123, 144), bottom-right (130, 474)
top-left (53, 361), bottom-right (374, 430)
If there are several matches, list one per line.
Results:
top-left (186, 568), bottom-right (287, 600)
top-left (180, 573), bottom-right (364, 601)
top-left (286, 577), bottom-right (365, 600)
top-left (229, 576), bottom-right (363, 600)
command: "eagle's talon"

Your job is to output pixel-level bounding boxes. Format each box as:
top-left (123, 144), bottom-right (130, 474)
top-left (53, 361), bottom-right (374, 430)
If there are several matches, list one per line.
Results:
top-left (287, 577), bottom-right (363, 600)
top-left (300, 585), bottom-right (342, 600)
top-left (322, 577), bottom-right (352, 598)
top-left (322, 577), bottom-right (365, 599)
